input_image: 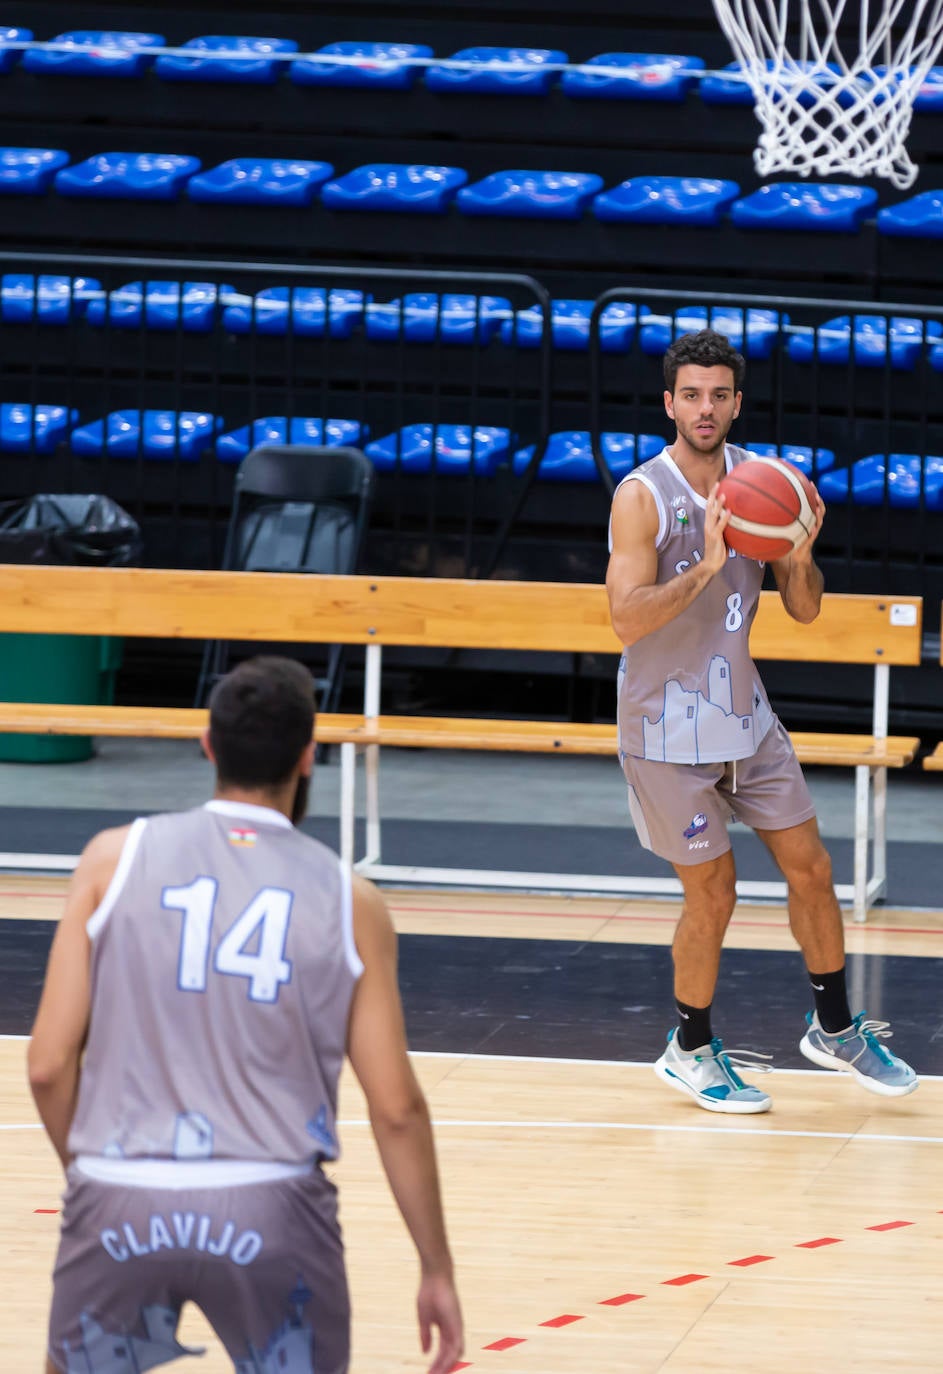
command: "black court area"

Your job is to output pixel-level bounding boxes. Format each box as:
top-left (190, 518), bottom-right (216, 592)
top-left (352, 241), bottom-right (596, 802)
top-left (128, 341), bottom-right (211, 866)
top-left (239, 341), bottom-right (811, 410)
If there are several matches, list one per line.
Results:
top-left (4, 916), bottom-right (942, 1075)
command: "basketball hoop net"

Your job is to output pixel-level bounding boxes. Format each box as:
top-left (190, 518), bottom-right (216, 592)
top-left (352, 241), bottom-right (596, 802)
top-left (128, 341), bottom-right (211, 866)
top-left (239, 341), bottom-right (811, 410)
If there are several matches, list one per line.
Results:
top-left (711, 0), bottom-right (943, 188)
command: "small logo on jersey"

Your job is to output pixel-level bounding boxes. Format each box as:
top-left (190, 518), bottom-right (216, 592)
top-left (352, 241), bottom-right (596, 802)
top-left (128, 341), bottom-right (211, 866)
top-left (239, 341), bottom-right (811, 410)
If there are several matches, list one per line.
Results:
top-left (675, 507), bottom-right (689, 525)
top-left (683, 813), bottom-right (709, 839)
top-left (227, 826), bottom-right (257, 848)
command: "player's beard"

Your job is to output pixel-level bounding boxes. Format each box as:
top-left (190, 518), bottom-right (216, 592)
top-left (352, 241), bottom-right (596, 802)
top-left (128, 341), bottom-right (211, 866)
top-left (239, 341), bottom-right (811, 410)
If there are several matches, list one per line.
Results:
top-left (291, 773), bottom-right (310, 827)
top-left (676, 415), bottom-right (732, 459)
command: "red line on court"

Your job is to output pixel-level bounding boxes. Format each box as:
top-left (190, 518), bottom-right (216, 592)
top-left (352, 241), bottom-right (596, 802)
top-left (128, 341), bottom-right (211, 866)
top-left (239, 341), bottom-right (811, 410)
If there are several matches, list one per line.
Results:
top-left (439, 1208), bottom-right (926, 1367)
top-left (34, 1208), bottom-right (59, 1214)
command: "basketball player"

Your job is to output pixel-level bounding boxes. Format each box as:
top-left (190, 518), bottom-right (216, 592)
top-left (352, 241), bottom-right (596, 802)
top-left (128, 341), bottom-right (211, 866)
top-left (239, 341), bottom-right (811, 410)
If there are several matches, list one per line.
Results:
top-left (28, 656), bottom-right (463, 1373)
top-left (606, 329), bottom-right (917, 1113)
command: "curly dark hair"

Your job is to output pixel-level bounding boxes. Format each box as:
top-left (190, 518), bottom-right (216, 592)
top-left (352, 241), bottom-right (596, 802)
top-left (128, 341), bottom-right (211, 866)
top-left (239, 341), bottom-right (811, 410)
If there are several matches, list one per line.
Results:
top-left (663, 328), bottom-right (746, 393)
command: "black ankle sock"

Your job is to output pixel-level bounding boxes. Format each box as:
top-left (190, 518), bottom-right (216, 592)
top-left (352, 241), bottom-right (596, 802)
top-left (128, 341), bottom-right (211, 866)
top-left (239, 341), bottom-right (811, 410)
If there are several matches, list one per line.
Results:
top-left (808, 968), bottom-right (852, 1034)
top-left (676, 1000), bottom-right (713, 1051)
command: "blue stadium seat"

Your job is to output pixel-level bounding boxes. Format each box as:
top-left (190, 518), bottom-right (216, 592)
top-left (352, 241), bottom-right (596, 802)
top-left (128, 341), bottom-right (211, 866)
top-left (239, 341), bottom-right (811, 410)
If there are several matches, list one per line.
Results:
top-left (155, 35), bottom-right (298, 84)
top-left (321, 164), bottom-right (468, 213)
top-left (0, 148), bottom-right (70, 195)
top-left (365, 424), bottom-right (512, 474)
top-left (915, 65), bottom-right (943, 110)
top-left (425, 47), bottom-right (567, 95)
top-left (500, 300), bottom-right (643, 352)
top-left (216, 417), bottom-right (368, 463)
top-left (86, 281), bottom-right (233, 332)
top-left (877, 189), bottom-right (943, 238)
top-left (0, 28), bottom-right (31, 74)
top-left (55, 153), bottom-right (201, 201)
top-left (187, 158), bottom-right (333, 206)
top-left (0, 403), bottom-right (78, 453)
top-left (512, 431), bottom-right (665, 482)
top-left (730, 183), bottom-right (878, 232)
top-left (742, 442), bottom-right (836, 476)
top-left (562, 52), bottom-right (705, 102)
top-left (818, 453), bottom-right (943, 509)
top-left (593, 176), bottom-right (740, 226)
top-left (787, 315), bottom-right (942, 369)
top-left (931, 341), bottom-right (943, 371)
top-left (700, 59), bottom-right (848, 107)
top-left (457, 170), bottom-right (604, 220)
top-left (1, 273), bottom-right (102, 324)
top-left (290, 42), bottom-right (433, 90)
top-left (71, 410), bottom-right (223, 461)
top-left (22, 31), bottom-right (164, 78)
top-left (639, 306), bottom-right (787, 359)
top-left (222, 286), bottom-right (365, 337)
top-left (364, 293), bottom-right (511, 344)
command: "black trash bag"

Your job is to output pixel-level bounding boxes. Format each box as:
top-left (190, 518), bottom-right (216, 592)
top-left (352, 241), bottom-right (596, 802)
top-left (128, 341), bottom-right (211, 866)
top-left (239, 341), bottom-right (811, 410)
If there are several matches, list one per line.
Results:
top-left (0, 494), bottom-right (142, 566)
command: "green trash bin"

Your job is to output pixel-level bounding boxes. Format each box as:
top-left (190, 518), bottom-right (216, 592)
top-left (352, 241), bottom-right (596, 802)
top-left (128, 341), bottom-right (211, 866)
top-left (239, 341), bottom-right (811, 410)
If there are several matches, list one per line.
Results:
top-left (0, 493), bottom-right (141, 763)
top-left (0, 633), bottom-right (124, 762)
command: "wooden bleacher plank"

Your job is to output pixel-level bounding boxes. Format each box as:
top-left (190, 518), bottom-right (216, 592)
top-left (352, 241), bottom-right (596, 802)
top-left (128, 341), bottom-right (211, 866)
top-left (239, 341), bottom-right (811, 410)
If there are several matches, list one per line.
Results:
top-left (0, 566), bottom-right (923, 664)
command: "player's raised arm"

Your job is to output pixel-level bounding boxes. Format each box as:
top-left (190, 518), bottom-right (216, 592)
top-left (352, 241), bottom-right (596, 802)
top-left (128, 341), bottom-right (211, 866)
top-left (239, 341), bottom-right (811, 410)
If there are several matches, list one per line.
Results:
top-left (606, 476), bottom-right (730, 645)
top-left (346, 874), bottom-right (463, 1374)
top-left (27, 825), bottom-right (128, 1169)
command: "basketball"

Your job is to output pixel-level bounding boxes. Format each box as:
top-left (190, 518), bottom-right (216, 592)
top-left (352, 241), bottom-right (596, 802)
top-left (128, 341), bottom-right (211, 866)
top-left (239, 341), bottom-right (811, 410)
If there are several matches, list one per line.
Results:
top-left (716, 457), bottom-right (817, 561)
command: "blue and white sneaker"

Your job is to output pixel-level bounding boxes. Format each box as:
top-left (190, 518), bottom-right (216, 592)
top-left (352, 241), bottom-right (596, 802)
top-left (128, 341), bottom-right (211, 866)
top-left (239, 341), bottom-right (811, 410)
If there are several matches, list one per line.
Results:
top-left (654, 1028), bottom-right (773, 1114)
top-left (799, 1011), bottom-right (918, 1096)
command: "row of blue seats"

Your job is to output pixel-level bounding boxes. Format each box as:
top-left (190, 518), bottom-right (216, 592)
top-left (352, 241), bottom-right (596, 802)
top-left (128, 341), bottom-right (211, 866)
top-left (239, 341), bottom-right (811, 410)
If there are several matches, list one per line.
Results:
top-left (4, 278), bottom-right (942, 369)
top-left (2, 30), bottom-right (942, 110)
top-left (3, 152), bottom-right (943, 235)
top-left (2, 405), bottom-right (940, 506)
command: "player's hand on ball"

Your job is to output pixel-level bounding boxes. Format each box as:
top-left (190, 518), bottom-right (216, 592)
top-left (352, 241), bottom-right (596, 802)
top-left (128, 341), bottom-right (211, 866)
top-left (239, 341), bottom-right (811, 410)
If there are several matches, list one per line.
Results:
top-left (703, 483), bottom-right (731, 574)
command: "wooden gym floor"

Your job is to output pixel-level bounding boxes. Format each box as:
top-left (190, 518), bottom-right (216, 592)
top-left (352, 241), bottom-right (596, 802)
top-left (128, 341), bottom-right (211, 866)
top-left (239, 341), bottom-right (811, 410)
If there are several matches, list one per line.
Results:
top-left (2, 879), bottom-right (942, 1372)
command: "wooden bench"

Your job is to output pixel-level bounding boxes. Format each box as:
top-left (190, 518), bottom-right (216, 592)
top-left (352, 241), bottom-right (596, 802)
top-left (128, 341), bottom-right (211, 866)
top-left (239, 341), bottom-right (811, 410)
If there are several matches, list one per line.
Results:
top-left (0, 565), bottom-right (923, 921)
top-left (923, 607), bottom-right (943, 772)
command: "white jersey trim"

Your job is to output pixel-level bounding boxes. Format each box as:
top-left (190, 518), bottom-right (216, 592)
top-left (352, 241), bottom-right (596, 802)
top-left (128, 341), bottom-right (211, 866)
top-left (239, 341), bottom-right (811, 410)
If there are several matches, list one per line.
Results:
top-left (204, 798), bottom-right (293, 830)
top-left (74, 1154), bottom-right (312, 1189)
top-left (625, 471), bottom-right (668, 550)
top-left (338, 856), bottom-right (365, 979)
top-left (86, 817), bottom-right (148, 941)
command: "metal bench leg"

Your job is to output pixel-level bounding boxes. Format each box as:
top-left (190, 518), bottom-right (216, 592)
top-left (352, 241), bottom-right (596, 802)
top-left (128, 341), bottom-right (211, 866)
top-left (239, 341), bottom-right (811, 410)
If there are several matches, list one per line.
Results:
top-left (364, 742), bottom-right (381, 864)
top-left (852, 763), bottom-right (870, 924)
top-left (340, 742), bottom-right (356, 869)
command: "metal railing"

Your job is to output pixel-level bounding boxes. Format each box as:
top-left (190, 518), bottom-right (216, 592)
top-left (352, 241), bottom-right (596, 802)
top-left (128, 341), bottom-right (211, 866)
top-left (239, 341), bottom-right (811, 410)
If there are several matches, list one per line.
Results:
top-left (0, 251), bottom-right (553, 575)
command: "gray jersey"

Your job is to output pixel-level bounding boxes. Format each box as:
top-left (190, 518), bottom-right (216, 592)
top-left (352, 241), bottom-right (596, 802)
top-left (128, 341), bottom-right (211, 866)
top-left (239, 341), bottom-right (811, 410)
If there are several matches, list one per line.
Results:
top-left (613, 445), bottom-right (775, 764)
top-left (68, 800), bottom-right (363, 1166)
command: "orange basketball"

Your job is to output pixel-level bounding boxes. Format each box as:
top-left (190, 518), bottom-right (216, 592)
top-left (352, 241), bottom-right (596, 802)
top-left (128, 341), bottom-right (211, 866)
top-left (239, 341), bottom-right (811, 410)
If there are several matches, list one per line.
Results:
top-left (716, 457), bottom-right (817, 561)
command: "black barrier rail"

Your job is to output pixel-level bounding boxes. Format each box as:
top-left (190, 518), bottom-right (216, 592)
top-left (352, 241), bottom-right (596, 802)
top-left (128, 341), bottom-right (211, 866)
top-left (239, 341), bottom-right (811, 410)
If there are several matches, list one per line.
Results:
top-left (588, 285), bottom-right (943, 630)
top-left (0, 250), bottom-right (553, 577)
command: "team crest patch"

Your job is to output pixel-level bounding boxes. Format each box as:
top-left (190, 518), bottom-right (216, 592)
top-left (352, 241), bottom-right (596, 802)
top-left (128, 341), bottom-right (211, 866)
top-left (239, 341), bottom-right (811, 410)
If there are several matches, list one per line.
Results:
top-left (227, 826), bottom-right (257, 848)
top-left (683, 813), bottom-right (708, 839)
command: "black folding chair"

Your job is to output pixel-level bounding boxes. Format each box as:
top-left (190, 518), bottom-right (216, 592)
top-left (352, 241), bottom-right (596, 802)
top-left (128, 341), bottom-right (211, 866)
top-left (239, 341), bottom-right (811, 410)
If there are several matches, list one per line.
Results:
top-left (196, 444), bottom-right (375, 712)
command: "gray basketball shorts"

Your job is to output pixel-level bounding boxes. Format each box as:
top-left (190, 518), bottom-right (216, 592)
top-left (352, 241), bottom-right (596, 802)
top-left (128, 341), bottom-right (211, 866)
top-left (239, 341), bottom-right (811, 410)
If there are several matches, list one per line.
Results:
top-left (621, 719), bottom-right (817, 867)
top-left (48, 1164), bottom-right (350, 1373)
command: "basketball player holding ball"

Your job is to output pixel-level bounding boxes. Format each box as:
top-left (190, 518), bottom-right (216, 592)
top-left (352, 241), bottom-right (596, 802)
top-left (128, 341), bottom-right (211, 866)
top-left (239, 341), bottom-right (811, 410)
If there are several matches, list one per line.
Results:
top-left (606, 329), bottom-right (916, 1112)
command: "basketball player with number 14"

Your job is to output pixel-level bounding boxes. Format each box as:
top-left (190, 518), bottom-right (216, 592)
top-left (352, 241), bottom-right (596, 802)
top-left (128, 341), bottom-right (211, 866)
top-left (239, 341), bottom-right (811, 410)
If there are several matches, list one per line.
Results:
top-left (606, 328), bottom-right (917, 1112)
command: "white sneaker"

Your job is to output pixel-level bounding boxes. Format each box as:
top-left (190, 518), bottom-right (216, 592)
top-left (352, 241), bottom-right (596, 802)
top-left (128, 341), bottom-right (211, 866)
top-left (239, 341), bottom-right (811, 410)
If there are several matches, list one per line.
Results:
top-left (799, 1011), bottom-right (918, 1097)
top-left (654, 1028), bottom-right (773, 1114)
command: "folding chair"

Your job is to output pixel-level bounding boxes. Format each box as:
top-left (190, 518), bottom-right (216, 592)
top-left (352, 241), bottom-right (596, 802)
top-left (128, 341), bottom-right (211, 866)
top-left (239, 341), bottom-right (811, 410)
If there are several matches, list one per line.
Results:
top-left (195, 444), bottom-right (374, 713)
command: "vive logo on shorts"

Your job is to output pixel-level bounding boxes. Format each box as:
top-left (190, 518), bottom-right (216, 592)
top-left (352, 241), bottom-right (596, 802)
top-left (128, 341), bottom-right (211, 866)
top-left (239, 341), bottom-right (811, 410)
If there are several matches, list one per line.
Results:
top-left (683, 812), bottom-right (709, 839)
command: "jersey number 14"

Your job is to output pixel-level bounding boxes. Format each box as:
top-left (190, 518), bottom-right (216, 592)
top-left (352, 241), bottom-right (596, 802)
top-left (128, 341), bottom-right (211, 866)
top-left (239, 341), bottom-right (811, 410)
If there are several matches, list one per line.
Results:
top-left (161, 877), bottom-right (293, 1004)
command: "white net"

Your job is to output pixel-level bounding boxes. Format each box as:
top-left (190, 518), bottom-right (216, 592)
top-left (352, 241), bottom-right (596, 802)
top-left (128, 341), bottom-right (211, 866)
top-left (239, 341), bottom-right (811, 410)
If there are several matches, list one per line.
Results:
top-left (711, 1), bottom-right (943, 188)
